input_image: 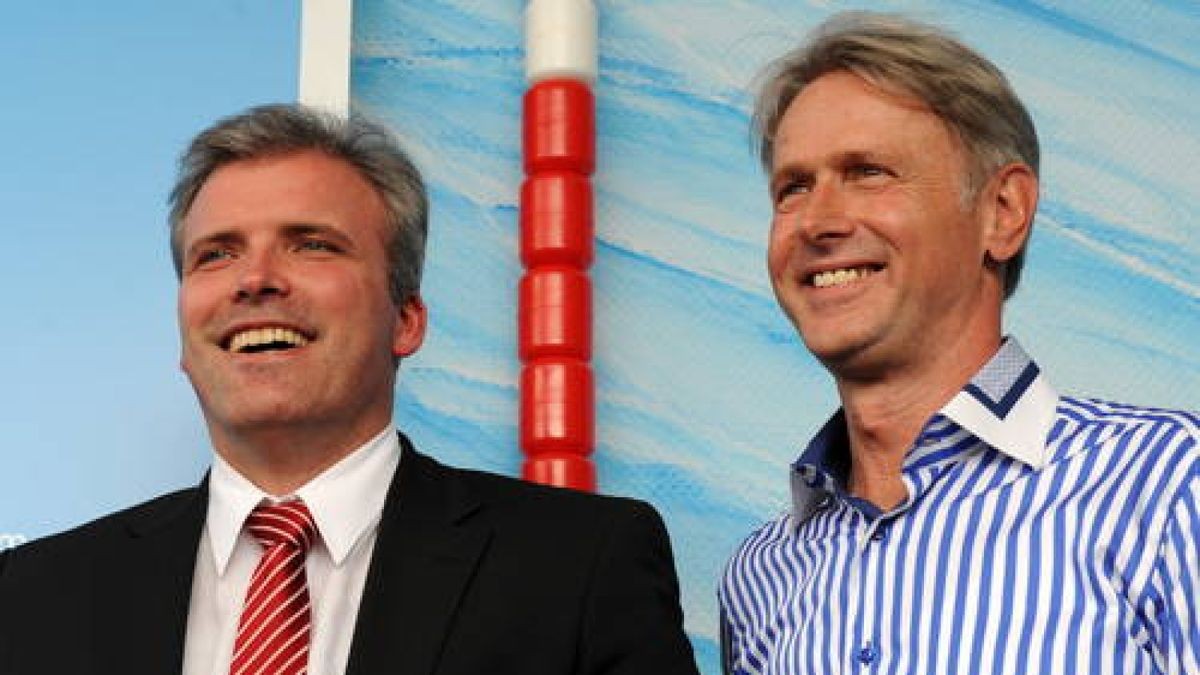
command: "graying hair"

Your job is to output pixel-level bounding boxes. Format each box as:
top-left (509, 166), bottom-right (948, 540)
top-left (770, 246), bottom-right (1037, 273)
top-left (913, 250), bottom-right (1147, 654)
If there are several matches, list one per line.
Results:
top-left (168, 103), bottom-right (427, 304)
top-left (754, 12), bottom-right (1039, 297)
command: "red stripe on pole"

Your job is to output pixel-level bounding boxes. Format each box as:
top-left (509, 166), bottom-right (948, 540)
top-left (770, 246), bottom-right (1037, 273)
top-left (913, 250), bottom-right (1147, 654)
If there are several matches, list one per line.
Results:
top-left (520, 359), bottom-right (594, 453)
top-left (520, 171), bottom-right (593, 269)
top-left (520, 78), bottom-right (596, 491)
top-left (519, 267), bottom-right (591, 362)
top-left (522, 79), bottom-right (595, 174)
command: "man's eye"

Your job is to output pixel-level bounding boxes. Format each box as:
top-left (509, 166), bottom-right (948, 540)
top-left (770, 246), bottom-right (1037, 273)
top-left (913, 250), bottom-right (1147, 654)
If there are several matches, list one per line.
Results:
top-left (774, 179), bottom-right (811, 204)
top-left (194, 248), bottom-right (233, 266)
top-left (297, 239), bottom-right (341, 253)
top-left (849, 164), bottom-right (888, 179)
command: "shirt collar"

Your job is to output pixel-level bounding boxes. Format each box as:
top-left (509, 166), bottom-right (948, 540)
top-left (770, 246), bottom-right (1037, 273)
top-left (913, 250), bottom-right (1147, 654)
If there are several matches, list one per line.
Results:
top-left (940, 338), bottom-right (1058, 469)
top-left (790, 412), bottom-right (850, 522)
top-left (206, 424), bottom-right (401, 576)
top-left (790, 338), bottom-right (1059, 520)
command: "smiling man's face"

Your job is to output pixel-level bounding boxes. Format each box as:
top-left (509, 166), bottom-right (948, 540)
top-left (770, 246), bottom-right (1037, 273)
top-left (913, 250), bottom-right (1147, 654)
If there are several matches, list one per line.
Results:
top-left (766, 71), bottom-right (996, 382)
top-left (177, 150), bottom-right (425, 452)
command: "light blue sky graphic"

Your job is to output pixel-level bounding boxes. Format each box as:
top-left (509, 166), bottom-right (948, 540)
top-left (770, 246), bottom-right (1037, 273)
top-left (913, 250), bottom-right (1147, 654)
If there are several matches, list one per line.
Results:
top-left (2, 2), bottom-right (1197, 673)
top-left (1, 2), bottom-right (299, 534)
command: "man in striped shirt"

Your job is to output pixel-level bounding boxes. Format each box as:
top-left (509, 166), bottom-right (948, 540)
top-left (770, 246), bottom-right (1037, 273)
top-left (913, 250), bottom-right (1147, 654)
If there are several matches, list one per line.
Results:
top-left (719, 11), bottom-right (1200, 674)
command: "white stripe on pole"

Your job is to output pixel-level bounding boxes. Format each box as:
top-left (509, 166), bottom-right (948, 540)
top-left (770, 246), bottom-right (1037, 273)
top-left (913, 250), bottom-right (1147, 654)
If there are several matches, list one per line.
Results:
top-left (525, 0), bottom-right (597, 84)
top-left (299, 0), bottom-right (353, 115)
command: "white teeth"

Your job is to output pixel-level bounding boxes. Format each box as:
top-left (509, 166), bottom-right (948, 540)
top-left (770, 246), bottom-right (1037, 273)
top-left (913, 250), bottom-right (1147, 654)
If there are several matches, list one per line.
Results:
top-left (229, 327), bottom-right (309, 352)
top-left (811, 267), bottom-right (875, 288)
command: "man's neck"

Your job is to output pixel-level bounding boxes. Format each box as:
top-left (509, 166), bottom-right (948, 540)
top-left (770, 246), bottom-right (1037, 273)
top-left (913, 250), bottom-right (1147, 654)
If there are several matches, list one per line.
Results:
top-left (834, 333), bottom-right (1001, 510)
top-left (210, 417), bottom-right (393, 496)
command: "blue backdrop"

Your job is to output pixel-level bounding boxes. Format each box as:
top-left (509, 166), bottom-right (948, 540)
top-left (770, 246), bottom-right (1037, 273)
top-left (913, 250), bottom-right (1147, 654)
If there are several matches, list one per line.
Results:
top-left (353, 1), bottom-right (1198, 669)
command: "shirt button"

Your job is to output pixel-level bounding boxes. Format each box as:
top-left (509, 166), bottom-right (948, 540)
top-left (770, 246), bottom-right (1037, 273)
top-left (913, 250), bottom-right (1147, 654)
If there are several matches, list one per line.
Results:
top-left (871, 525), bottom-right (888, 542)
top-left (856, 641), bottom-right (879, 666)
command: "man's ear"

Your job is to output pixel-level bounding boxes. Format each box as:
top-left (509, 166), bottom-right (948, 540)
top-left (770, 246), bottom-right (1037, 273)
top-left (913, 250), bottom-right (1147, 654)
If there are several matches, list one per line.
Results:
top-left (982, 162), bottom-right (1038, 265)
top-left (392, 294), bottom-right (427, 358)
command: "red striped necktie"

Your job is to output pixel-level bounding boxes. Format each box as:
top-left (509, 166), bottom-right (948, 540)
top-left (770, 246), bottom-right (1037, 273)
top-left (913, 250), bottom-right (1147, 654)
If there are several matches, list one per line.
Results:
top-left (230, 500), bottom-right (318, 675)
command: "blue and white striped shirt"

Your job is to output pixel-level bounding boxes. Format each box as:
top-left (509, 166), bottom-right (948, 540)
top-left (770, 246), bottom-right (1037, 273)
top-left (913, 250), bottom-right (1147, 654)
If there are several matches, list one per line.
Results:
top-left (719, 339), bottom-right (1200, 674)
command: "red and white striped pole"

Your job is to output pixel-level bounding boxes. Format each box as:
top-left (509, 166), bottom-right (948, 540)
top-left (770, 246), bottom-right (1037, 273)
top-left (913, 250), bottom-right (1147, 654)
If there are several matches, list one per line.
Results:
top-left (519, 0), bottom-right (597, 491)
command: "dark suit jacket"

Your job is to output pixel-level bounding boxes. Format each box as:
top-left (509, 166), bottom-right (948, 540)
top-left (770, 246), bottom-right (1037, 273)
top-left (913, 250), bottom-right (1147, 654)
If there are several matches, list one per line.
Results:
top-left (0, 436), bottom-right (698, 674)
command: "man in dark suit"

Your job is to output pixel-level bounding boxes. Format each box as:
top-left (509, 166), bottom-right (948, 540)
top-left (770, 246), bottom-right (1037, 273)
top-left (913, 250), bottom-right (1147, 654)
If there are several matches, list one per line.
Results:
top-left (0, 104), bottom-right (697, 675)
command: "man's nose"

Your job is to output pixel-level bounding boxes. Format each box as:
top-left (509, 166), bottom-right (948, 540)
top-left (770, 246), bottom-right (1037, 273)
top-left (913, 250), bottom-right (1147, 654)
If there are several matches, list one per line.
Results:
top-left (796, 181), bottom-right (854, 244)
top-left (234, 248), bottom-right (289, 301)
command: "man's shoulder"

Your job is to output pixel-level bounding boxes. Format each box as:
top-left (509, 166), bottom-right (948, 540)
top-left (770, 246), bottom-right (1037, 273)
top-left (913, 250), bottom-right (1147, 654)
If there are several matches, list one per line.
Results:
top-left (1054, 397), bottom-right (1200, 506)
top-left (0, 485), bottom-right (201, 576)
top-left (402, 451), bottom-right (682, 598)
top-left (1060, 396), bottom-right (1200, 430)
top-left (429, 454), bottom-right (658, 525)
top-left (399, 447), bottom-right (677, 563)
top-left (1058, 396), bottom-right (1200, 456)
top-left (723, 511), bottom-right (795, 570)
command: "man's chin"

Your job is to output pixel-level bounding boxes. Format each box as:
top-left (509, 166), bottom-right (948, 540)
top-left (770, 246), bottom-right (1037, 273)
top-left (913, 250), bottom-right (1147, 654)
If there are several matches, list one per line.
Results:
top-left (801, 329), bottom-right (889, 379)
top-left (199, 396), bottom-right (315, 434)
top-left (799, 323), bottom-right (867, 358)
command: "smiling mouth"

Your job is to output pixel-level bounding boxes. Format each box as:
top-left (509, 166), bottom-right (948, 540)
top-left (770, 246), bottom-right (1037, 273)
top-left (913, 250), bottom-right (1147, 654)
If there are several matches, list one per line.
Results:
top-left (808, 265), bottom-right (884, 288)
top-left (225, 327), bottom-right (311, 354)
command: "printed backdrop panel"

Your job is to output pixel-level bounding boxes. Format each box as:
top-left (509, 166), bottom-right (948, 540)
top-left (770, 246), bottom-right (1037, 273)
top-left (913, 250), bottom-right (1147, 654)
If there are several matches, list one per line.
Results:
top-left (354, 2), bottom-right (1199, 670)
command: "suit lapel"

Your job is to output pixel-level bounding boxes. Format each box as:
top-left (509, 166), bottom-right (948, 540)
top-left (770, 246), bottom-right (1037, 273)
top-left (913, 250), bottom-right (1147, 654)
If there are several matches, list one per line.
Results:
top-left (93, 481), bottom-right (207, 675)
top-left (346, 438), bottom-right (491, 675)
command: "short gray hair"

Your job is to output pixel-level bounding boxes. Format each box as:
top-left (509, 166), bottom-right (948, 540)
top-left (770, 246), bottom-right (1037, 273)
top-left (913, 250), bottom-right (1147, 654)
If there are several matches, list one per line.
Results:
top-left (754, 12), bottom-right (1039, 297)
top-left (168, 103), bottom-right (427, 303)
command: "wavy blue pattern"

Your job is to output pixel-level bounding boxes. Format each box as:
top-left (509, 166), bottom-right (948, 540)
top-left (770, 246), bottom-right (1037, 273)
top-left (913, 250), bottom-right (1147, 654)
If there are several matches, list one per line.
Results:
top-left (353, 2), bottom-right (1198, 671)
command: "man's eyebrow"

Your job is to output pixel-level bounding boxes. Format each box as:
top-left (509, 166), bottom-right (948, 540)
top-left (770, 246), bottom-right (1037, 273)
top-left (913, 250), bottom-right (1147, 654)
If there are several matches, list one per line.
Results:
top-left (280, 223), bottom-right (354, 244)
top-left (772, 161), bottom-right (808, 176)
top-left (281, 222), bottom-right (336, 235)
top-left (769, 160), bottom-right (812, 184)
top-left (835, 149), bottom-right (893, 165)
top-left (772, 148), bottom-right (895, 176)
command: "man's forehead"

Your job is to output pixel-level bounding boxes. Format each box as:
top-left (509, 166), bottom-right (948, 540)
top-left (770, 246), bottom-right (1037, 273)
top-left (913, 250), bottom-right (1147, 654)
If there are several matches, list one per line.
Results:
top-left (783, 71), bottom-right (934, 126)
top-left (772, 72), bottom-right (961, 165)
top-left (182, 152), bottom-right (386, 228)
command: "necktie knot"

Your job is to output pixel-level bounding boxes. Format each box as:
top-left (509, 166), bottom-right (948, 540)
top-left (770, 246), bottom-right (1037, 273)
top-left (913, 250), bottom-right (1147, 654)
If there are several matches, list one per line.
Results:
top-left (245, 500), bottom-right (317, 552)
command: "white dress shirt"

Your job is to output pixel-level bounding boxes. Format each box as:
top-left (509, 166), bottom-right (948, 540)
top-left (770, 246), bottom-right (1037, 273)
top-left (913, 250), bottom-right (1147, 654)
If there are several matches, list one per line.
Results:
top-left (182, 425), bottom-right (401, 675)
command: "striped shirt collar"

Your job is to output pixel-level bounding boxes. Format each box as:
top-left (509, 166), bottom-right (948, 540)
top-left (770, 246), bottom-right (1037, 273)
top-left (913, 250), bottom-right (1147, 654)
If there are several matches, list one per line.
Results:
top-left (791, 338), bottom-right (1059, 521)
